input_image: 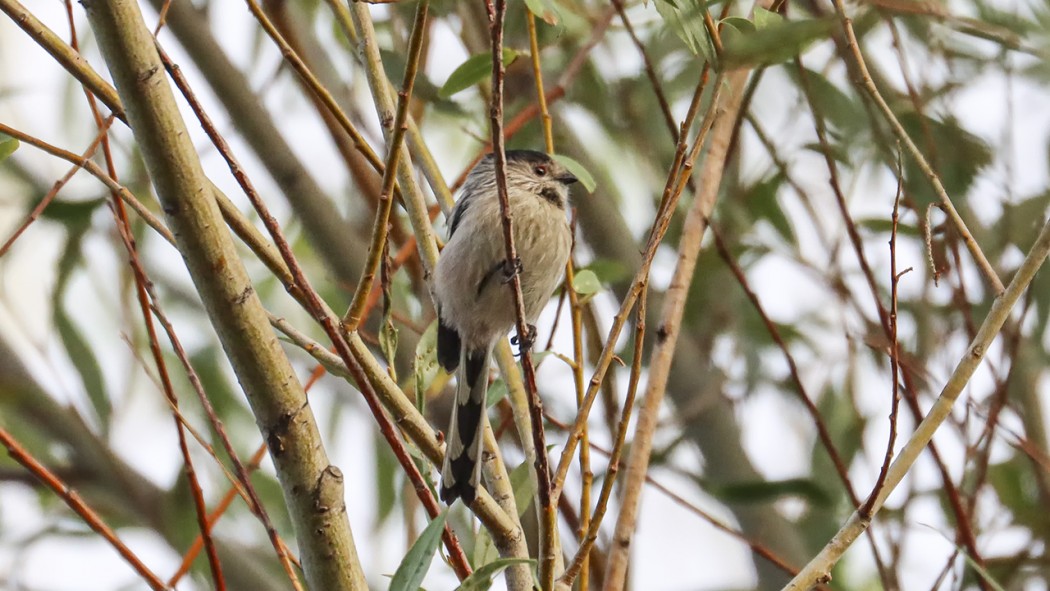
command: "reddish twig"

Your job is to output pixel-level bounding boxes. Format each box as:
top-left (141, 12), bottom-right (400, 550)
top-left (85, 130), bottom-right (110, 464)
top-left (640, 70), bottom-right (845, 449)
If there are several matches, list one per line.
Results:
top-left (0, 427), bottom-right (171, 590)
top-left (0, 119), bottom-right (113, 257)
top-left (449, 6), bottom-right (616, 193)
top-left (486, 1), bottom-right (556, 587)
top-left (156, 38), bottom-right (471, 581)
top-left (861, 153), bottom-right (912, 516)
top-left (794, 57), bottom-right (987, 582)
top-left (558, 281), bottom-right (647, 587)
top-left (63, 3), bottom-right (225, 584)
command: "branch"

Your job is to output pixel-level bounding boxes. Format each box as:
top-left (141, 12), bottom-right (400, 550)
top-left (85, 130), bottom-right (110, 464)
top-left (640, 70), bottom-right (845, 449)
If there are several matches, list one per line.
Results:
top-left (602, 2), bottom-right (770, 582)
top-left (80, 2), bottom-right (366, 588)
top-left (831, 0), bottom-right (1004, 296)
top-left (783, 217), bottom-right (1050, 589)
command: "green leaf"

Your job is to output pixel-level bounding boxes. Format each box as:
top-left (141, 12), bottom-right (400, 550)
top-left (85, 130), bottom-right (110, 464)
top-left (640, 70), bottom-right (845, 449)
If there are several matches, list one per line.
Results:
top-left (456, 558), bottom-right (536, 591)
top-left (485, 378), bottom-right (507, 407)
top-left (510, 461), bottom-right (537, 516)
top-left (856, 218), bottom-right (922, 237)
top-left (0, 137), bottom-right (19, 162)
top-left (415, 321), bottom-right (440, 411)
top-left (802, 141), bottom-right (851, 166)
top-left (39, 197), bottom-right (107, 226)
top-left (654, 0), bottom-right (714, 61)
top-left (788, 67), bottom-right (864, 134)
top-left (524, 0), bottom-right (559, 25)
top-left (753, 7), bottom-right (784, 29)
top-left (374, 433), bottom-right (399, 529)
top-left (439, 49), bottom-right (520, 99)
top-left (54, 231), bottom-right (110, 433)
top-left (551, 154), bottom-right (597, 193)
top-left (711, 478), bottom-right (834, 506)
top-left (721, 16), bottom-right (756, 34)
top-left (54, 306), bottom-right (110, 432)
top-left (581, 259), bottom-right (630, 286)
top-left (471, 529), bottom-right (499, 571)
top-left (572, 269), bottom-right (601, 296)
top-left (721, 16), bottom-right (836, 69)
top-left (389, 510), bottom-right (448, 591)
top-left (896, 112), bottom-right (991, 207)
top-left (746, 174), bottom-right (795, 244)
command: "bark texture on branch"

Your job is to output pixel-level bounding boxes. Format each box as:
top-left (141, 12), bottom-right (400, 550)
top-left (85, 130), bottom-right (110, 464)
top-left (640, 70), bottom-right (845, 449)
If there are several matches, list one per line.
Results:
top-left (80, 2), bottom-right (366, 589)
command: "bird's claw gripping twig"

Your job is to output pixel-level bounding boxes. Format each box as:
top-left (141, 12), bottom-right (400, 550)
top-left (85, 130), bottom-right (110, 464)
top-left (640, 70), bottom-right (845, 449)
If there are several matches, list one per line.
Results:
top-left (511, 324), bottom-right (537, 354)
top-left (501, 257), bottom-right (523, 284)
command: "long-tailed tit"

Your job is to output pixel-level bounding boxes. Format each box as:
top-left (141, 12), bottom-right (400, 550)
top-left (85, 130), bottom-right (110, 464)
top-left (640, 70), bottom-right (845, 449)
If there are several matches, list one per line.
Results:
top-left (435, 150), bottom-right (576, 505)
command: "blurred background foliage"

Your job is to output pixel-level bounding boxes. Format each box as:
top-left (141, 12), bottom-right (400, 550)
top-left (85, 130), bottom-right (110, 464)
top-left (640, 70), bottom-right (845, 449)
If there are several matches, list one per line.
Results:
top-left (1, 0), bottom-right (1049, 589)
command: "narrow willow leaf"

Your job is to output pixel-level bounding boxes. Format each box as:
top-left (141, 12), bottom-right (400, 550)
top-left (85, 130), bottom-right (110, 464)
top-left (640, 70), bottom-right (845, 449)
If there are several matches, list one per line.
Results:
top-left (439, 49), bottom-right (520, 99)
top-left (380, 319), bottom-right (399, 376)
top-left (721, 16), bottom-right (756, 33)
top-left (485, 378), bottom-right (507, 407)
top-left (389, 510), bottom-right (448, 591)
top-left (654, 0), bottom-right (714, 61)
top-left (721, 16), bottom-right (836, 69)
top-left (753, 7), bottom-right (784, 29)
top-left (0, 137), bottom-right (19, 162)
top-left (374, 433), bottom-right (399, 528)
top-left (524, 0), bottom-right (559, 25)
top-left (552, 154), bottom-right (597, 192)
top-left (54, 232), bottom-right (110, 432)
top-left (414, 320), bottom-right (440, 411)
top-left (509, 461), bottom-right (537, 517)
top-left (456, 558), bottom-right (536, 591)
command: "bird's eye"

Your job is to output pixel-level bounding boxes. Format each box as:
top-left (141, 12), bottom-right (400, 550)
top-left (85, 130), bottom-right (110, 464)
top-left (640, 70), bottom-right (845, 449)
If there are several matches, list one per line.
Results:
top-left (533, 165), bottom-right (548, 177)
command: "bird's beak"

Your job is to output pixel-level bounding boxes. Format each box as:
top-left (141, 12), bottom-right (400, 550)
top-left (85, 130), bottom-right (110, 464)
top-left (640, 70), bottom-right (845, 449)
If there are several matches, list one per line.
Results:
top-left (557, 173), bottom-right (578, 185)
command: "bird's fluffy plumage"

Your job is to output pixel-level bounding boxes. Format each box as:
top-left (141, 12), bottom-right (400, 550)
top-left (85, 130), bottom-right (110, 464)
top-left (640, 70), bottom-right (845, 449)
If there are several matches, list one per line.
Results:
top-left (434, 150), bottom-right (575, 505)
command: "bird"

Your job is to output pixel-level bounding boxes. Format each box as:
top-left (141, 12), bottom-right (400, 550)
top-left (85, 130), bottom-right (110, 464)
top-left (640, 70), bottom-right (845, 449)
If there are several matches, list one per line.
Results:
top-left (434, 149), bottom-right (576, 505)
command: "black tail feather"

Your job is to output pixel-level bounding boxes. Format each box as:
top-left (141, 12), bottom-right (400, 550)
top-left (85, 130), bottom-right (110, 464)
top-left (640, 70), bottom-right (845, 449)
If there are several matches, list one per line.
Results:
top-left (436, 315), bottom-right (461, 372)
top-left (440, 347), bottom-right (490, 505)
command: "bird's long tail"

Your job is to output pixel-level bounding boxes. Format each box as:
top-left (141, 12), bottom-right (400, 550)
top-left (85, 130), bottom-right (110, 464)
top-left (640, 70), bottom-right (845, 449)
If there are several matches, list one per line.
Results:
top-left (440, 345), bottom-right (491, 505)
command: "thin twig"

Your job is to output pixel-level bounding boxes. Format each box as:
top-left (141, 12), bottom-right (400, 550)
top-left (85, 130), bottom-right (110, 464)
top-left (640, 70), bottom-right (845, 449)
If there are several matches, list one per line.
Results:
top-left (63, 4), bottom-right (228, 580)
top-left (611, 0), bottom-right (677, 141)
top-left (156, 34), bottom-right (471, 580)
top-left (0, 427), bottom-right (171, 590)
top-left (550, 69), bottom-right (724, 510)
top-left (449, 6), bottom-right (617, 193)
top-left (709, 223), bottom-right (859, 504)
top-left (344, 0), bottom-right (429, 330)
top-left (860, 153), bottom-right (911, 517)
top-left (0, 124), bottom-right (174, 242)
top-left (795, 55), bottom-right (984, 579)
top-left (558, 281), bottom-right (647, 587)
top-left (783, 217), bottom-right (1050, 589)
top-left (243, 0), bottom-right (386, 174)
top-left (526, 11), bottom-right (554, 154)
top-left (0, 119), bottom-right (113, 257)
top-left (830, 0), bottom-right (1004, 296)
top-left (486, 1), bottom-right (557, 587)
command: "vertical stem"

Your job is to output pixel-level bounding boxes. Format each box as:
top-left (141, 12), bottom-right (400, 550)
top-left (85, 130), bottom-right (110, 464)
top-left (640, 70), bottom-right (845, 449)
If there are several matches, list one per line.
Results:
top-left (344, 0), bottom-right (429, 330)
top-left (488, 1), bottom-right (557, 587)
top-left (526, 11), bottom-right (554, 154)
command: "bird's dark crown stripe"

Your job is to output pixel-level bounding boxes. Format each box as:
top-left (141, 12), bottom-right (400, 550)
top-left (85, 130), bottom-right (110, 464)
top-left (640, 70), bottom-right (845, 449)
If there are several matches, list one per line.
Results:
top-left (483, 149), bottom-right (552, 165)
